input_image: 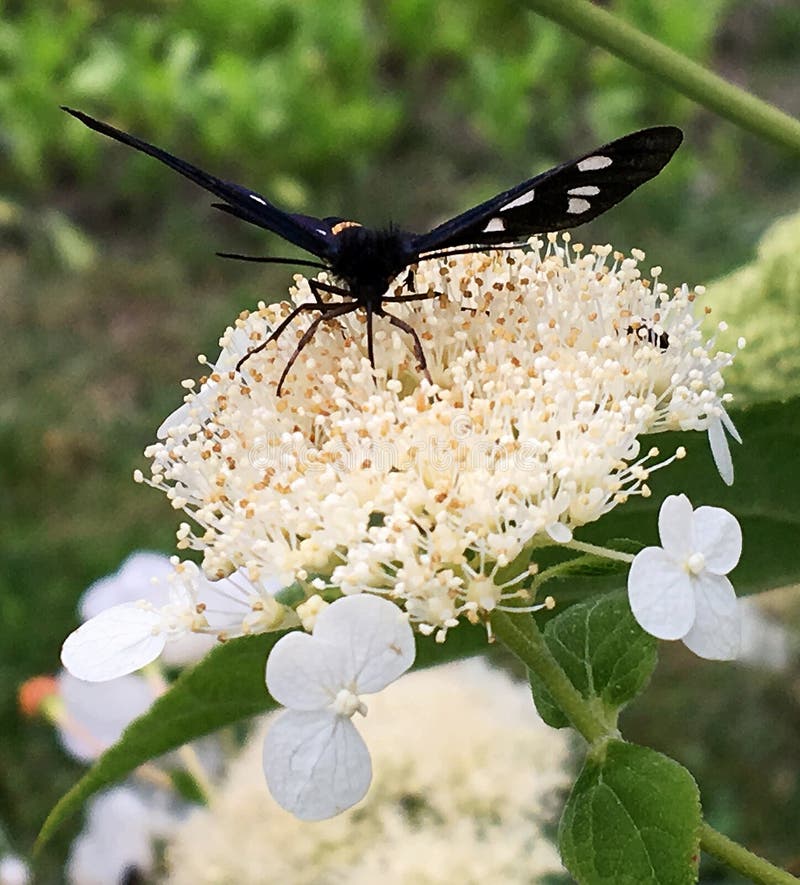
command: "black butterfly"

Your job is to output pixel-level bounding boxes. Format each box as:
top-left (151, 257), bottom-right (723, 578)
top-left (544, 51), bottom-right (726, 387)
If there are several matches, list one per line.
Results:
top-left (63, 108), bottom-right (682, 393)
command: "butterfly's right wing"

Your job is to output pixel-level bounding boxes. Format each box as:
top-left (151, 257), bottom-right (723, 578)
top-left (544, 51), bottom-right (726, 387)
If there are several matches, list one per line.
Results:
top-left (413, 127), bottom-right (683, 254)
top-left (62, 107), bottom-right (340, 260)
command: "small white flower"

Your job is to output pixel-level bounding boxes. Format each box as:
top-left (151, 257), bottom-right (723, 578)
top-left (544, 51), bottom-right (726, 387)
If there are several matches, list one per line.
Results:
top-left (62, 559), bottom-right (290, 681)
top-left (77, 552), bottom-right (218, 668)
top-left (263, 594), bottom-right (415, 820)
top-left (628, 493), bottom-right (742, 660)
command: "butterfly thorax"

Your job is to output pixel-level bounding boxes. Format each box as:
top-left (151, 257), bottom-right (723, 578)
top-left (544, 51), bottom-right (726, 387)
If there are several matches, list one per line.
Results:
top-left (329, 225), bottom-right (417, 309)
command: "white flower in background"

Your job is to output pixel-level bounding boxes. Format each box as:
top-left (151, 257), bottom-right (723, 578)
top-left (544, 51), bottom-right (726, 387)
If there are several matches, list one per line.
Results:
top-left (164, 658), bottom-right (569, 885)
top-left (0, 856), bottom-right (30, 885)
top-left (62, 559), bottom-right (292, 682)
top-left (264, 594), bottom-right (415, 820)
top-left (66, 787), bottom-right (176, 885)
top-left (628, 494), bottom-right (742, 660)
top-left (142, 239), bottom-right (740, 639)
top-left (56, 671), bottom-right (155, 762)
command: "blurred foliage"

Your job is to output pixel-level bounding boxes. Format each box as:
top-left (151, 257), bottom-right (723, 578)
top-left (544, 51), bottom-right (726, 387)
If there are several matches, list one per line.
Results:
top-left (706, 210), bottom-right (800, 404)
top-left (2, 0), bottom-right (800, 880)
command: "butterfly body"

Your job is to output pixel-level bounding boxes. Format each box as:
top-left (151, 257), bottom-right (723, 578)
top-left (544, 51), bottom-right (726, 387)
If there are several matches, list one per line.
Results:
top-left (322, 222), bottom-right (417, 307)
top-left (63, 107), bottom-right (682, 391)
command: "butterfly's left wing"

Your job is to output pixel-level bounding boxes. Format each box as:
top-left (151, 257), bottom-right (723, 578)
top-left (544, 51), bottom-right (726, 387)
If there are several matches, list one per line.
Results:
top-left (62, 107), bottom-right (341, 260)
top-left (413, 126), bottom-right (683, 254)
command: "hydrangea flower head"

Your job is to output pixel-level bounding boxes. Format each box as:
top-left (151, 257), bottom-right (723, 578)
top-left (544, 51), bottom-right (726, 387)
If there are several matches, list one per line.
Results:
top-left (142, 239), bottom-right (739, 641)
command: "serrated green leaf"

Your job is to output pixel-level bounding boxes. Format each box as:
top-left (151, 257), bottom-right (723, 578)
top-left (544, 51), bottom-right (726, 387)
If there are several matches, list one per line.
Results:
top-left (37, 621), bottom-right (487, 850)
top-left (530, 591), bottom-right (657, 728)
top-left (559, 741), bottom-right (701, 885)
top-left (567, 398), bottom-right (800, 598)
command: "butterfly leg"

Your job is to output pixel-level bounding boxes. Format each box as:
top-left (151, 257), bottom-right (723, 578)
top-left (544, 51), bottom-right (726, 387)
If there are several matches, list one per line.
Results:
top-left (276, 302), bottom-right (357, 395)
top-left (237, 278), bottom-right (355, 373)
top-left (236, 301), bottom-right (326, 373)
top-left (309, 277), bottom-right (350, 307)
top-left (366, 305), bottom-right (376, 369)
top-left (382, 310), bottom-right (433, 385)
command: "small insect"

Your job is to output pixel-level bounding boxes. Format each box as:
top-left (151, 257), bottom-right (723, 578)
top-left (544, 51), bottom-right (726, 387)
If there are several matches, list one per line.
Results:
top-left (63, 108), bottom-right (682, 393)
top-left (626, 322), bottom-right (670, 350)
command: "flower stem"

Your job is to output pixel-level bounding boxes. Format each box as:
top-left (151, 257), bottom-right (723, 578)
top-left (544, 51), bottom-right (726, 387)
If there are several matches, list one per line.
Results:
top-left (490, 609), bottom-right (608, 742)
top-left (492, 608), bottom-right (799, 884)
top-left (699, 823), bottom-right (800, 885)
top-left (521, 0), bottom-right (800, 154)
top-left (563, 539), bottom-right (634, 563)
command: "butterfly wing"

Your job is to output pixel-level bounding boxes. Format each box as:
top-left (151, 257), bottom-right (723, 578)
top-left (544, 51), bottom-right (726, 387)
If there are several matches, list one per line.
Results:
top-left (62, 107), bottom-right (339, 260)
top-left (414, 126), bottom-right (683, 253)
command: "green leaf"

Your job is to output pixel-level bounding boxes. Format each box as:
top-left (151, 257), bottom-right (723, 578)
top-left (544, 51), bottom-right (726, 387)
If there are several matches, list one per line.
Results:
top-left (37, 621), bottom-right (487, 851)
top-left (36, 632), bottom-right (282, 853)
top-left (559, 741), bottom-right (701, 885)
top-left (530, 591), bottom-right (657, 728)
top-left (571, 398), bottom-right (800, 598)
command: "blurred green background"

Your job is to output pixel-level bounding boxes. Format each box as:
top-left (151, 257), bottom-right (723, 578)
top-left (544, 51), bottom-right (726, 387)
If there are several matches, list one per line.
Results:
top-left (2, 0), bottom-right (800, 880)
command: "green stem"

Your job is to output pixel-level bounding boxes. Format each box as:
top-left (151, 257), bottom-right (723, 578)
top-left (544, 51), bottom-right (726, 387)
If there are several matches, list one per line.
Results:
top-left (521, 0), bottom-right (800, 154)
top-left (563, 538), bottom-right (634, 563)
top-left (492, 608), bottom-right (798, 884)
top-left (699, 823), bottom-right (800, 885)
top-left (491, 609), bottom-right (608, 742)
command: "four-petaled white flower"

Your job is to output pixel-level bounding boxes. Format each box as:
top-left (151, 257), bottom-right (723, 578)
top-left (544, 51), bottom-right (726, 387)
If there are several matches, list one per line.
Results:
top-left (263, 594), bottom-right (415, 820)
top-left (628, 494), bottom-right (742, 660)
top-left (61, 560), bottom-right (286, 682)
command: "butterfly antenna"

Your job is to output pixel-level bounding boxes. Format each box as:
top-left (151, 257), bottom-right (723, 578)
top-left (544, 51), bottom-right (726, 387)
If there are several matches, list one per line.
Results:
top-left (216, 253), bottom-right (329, 271)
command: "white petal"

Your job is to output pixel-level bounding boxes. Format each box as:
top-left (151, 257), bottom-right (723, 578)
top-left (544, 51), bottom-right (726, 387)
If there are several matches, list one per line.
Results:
top-left (628, 547), bottom-right (695, 640)
top-left (707, 417), bottom-right (734, 486)
top-left (692, 506), bottom-right (742, 575)
top-left (79, 552), bottom-right (173, 621)
top-left (266, 631), bottom-right (349, 710)
top-left (56, 671), bottom-right (155, 762)
top-left (681, 573), bottom-right (740, 660)
top-left (720, 406), bottom-right (742, 444)
top-left (263, 709), bottom-right (371, 820)
top-left (157, 400), bottom-right (193, 440)
top-left (546, 522), bottom-right (573, 543)
top-left (657, 494), bottom-right (694, 557)
top-left (61, 603), bottom-right (166, 682)
top-left (313, 595), bottom-right (415, 693)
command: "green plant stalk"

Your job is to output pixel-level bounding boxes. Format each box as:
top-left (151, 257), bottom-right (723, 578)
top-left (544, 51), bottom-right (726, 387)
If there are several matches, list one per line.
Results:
top-left (491, 609), bottom-right (608, 742)
top-left (491, 609), bottom-right (799, 884)
top-left (699, 823), bottom-right (800, 885)
top-left (521, 0), bottom-right (800, 154)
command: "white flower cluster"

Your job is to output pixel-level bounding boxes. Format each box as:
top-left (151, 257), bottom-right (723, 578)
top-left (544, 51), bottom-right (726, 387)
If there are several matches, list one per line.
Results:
top-left (139, 237), bottom-right (739, 641)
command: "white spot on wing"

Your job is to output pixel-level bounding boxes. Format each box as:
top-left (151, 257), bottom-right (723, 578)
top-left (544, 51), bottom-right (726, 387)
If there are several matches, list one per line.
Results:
top-left (501, 190), bottom-right (535, 211)
top-left (249, 194), bottom-right (267, 205)
top-left (483, 218), bottom-right (505, 232)
top-left (568, 185), bottom-right (600, 196)
top-left (316, 229), bottom-right (327, 235)
top-left (577, 155), bottom-right (612, 172)
top-left (567, 198), bottom-right (591, 214)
